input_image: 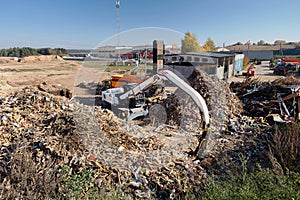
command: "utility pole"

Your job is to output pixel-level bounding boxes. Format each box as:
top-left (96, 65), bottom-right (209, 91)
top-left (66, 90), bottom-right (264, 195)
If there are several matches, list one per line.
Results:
top-left (280, 43), bottom-right (283, 58)
top-left (247, 40), bottom-right (250, 57)
top-left (116, 0), bottom-right (120, 59)
top-left (144, 48), bottom-right (147, 76)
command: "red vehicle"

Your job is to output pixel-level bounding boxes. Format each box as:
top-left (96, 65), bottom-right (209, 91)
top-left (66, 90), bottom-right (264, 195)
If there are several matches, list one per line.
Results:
top-left (119, 50), bottom-right (153, 60)
top-left (282, 58), bottom-right (300, 65)
top-left (140, 51), bottom-right (153, 59)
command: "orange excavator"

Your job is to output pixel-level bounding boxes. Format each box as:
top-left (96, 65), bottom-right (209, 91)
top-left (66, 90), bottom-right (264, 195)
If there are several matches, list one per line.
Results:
top-left (111, 74), bottom-right (143, 88)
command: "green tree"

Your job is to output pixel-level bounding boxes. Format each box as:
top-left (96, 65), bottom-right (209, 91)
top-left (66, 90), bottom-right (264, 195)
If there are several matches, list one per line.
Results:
top-left (0, 47), bottom-right (66, 57)
top-left (203, 37), bottom-right (216, 52)
top-left (181, 32), bottom-right (202, 53)
top-left (0, 49), bottom-right (7, 56)
top-left (13, 47), bottom-right (20, 57)
top-left (51, 48), bottom-right (67, 56)
top-left (28, 47), bottom-right (38, 56)
top-left (37, 48), bottom-right (51, 55)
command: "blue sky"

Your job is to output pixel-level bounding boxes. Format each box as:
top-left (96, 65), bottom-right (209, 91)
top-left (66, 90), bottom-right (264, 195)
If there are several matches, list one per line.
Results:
top-left (1, 0), bottom-right (299, 49)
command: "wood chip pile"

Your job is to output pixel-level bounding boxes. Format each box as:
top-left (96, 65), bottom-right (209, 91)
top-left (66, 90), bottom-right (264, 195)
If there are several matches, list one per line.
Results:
top-left (0, 86), bottom-right (207, 199)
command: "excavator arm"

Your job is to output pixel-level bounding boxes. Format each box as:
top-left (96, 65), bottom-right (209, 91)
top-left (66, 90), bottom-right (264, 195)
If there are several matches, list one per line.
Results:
top-left (119, 74), bottom-right (162, 100)
top-left (119, 70), bottom-right (210, 129)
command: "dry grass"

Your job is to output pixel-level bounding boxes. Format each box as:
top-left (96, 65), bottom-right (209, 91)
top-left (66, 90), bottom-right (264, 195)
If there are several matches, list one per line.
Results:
top-left (267, 123), bottom-right (300, 173)
top-left (0, 146), bottom-right (64, 200)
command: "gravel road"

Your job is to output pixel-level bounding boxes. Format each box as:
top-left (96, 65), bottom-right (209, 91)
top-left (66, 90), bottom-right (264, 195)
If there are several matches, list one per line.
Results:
top-left (229, 61), bottom-right (286, 83)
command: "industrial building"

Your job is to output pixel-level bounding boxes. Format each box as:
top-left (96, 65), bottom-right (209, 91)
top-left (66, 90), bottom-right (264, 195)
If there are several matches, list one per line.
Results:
top-left (96, 45), bottom-right (152, 58)
top-left (242, 50), bottom-right (273, 61)
top-left (164, 52), bottom-right (244, 80)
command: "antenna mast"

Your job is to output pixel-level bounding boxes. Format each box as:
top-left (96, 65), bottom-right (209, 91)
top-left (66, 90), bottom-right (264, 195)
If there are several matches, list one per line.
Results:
top-left (116, 0), bottom-right (120, 48)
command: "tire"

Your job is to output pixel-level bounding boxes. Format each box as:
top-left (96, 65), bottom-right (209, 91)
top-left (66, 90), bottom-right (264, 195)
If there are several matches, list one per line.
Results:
top-left (149, 104), bottom-right (167, 127)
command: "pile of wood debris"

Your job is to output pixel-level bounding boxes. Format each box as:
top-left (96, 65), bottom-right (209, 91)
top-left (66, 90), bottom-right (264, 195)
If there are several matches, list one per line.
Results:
top-left (2, 70), bottom-right (291, 198)
top-left (0, 86), bottom-right (206, 199)
top-left (230, 76), bottom-right (300, 121)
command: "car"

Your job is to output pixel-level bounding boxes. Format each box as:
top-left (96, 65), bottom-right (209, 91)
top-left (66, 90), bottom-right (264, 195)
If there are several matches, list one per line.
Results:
top-left (273, 62), bottom-right (297, 75)
top-left (286, 63), bottom-right (297, 71)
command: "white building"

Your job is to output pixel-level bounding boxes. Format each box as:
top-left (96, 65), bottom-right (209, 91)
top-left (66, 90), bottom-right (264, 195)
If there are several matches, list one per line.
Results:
top-left (164, 52), bottom-right (244, 80)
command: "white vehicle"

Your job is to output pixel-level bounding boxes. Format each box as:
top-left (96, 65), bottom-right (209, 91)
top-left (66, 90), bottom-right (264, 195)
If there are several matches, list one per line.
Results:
top-left (101, 87), bottom-right (124, 106)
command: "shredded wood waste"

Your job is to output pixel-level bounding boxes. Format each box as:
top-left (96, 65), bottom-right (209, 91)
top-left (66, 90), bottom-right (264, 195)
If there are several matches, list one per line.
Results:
top-left (1, 69), bottom-right (299, 198)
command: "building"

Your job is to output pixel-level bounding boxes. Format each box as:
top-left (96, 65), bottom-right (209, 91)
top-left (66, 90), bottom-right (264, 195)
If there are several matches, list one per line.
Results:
top-left (242, 50), bottom-right (273, 61)
top-left (97, 45), bottom-right (153, 58)
top-left (217, 47), bottom-right (230, 52)
top-left (234, 53), bottom-right (245, 74)
top-left (164, 52), bottom-right (244, 80)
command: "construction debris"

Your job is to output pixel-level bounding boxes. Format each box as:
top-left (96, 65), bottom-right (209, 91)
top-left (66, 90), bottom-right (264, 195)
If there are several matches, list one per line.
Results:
top-left (2, 69), bottom-right (293, 198)
top-left (230, 76), bottom-right (300, 122)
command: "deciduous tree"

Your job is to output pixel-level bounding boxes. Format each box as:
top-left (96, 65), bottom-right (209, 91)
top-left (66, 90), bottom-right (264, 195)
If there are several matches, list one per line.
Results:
top-left (203, 37), bottom-right (216, 52)
top-left (181, 32), bottom-right (201, 53)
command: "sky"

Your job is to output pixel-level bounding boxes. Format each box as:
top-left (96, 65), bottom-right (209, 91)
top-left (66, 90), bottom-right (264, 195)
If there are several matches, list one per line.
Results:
top-left (1, 0), bottom-right (300, 49)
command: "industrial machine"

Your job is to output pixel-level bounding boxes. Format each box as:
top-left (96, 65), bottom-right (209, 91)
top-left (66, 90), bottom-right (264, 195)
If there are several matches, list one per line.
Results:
top-left (101, 69), bottom-right (210, 130)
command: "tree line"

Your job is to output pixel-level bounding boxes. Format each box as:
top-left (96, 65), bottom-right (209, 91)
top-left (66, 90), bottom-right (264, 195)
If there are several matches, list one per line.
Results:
top-left (0, 47), bottom-right (67, 57)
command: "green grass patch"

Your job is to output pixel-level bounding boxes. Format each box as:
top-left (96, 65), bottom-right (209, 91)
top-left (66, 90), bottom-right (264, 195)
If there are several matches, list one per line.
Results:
top-left (196, 168), bottom-right (300, 200)
top-left (59, 163), bottom-right (300, 199)
top-left (105, 65), bottom-right (135, 72)
top-left (60, 165), bottom-right (131, 200)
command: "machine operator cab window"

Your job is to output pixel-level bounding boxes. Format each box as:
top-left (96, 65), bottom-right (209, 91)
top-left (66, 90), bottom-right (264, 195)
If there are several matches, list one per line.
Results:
top-left (123, 83), bottom-right (138, 92)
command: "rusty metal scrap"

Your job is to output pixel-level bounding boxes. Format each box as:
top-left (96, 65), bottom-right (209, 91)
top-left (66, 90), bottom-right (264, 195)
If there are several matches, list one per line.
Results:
top-left (230, 77), bottom-right (300, 120)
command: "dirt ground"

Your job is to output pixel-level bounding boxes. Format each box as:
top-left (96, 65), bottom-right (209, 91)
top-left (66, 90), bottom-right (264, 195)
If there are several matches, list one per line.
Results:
top-left (0, 56), bottom-right (114, 97)
top-left (229, 61), bottom-right (286, 82)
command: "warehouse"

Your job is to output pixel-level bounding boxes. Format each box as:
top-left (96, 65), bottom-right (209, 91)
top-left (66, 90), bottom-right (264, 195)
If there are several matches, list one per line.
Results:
top-left (242, 50), bottom-right (273, 61)
top-left (164, 52), bottom-right (244, 80)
